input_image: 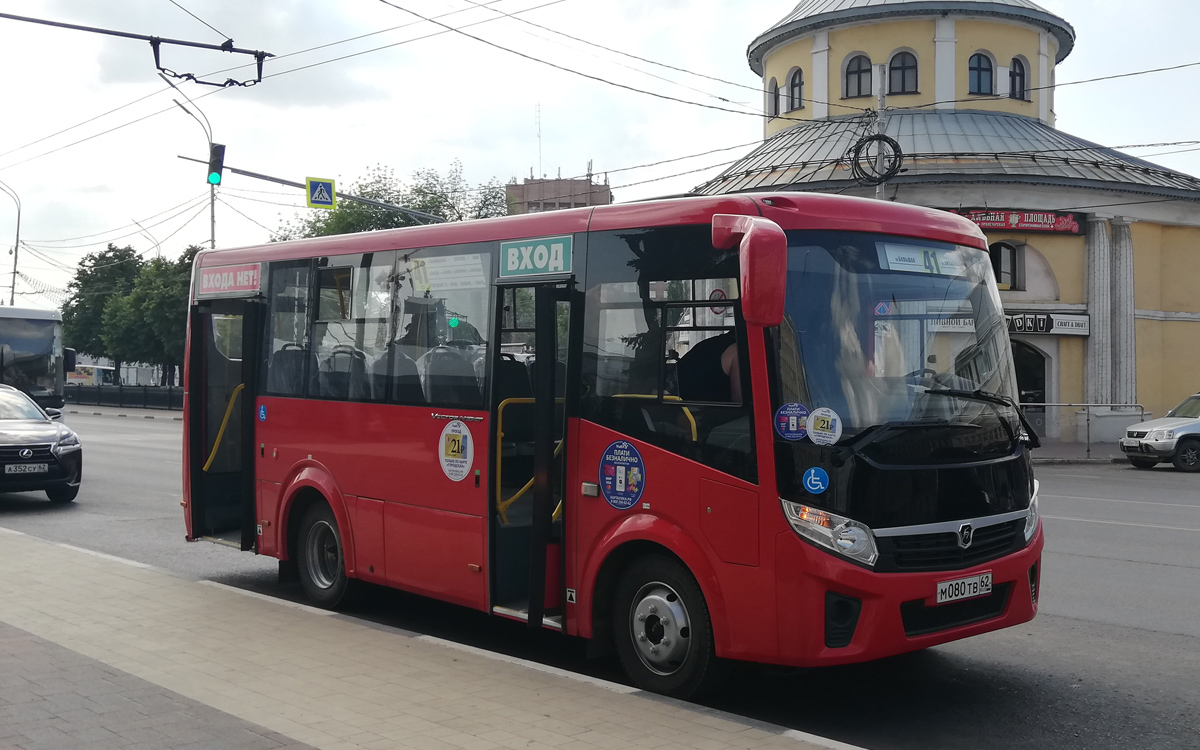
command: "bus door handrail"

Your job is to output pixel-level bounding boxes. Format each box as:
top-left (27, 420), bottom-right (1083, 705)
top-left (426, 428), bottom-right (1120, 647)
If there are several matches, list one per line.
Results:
top-left (611, 393), bottom-right (698, 442)
top-left (202, 383), bottom-right (244, 472)
top-left (495, 396), bottom-right (564, 525)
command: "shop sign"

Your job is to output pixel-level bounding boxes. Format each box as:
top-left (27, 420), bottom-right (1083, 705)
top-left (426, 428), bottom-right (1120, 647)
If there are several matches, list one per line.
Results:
top-left (956, 209), bottom-right (1082, 234)
top-left (1006, 312), bottom-right (1089, 336)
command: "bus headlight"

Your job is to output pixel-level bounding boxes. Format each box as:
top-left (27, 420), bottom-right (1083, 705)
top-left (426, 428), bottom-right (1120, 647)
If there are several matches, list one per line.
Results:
top-left (1024, 480), bottom-right (1040, 544)
top-left (781, 499), bottom-right (878, 567)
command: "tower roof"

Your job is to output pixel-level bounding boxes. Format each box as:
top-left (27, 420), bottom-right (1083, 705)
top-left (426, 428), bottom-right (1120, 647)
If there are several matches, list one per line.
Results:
top-left (749, 0), bottom-right (1075, 75)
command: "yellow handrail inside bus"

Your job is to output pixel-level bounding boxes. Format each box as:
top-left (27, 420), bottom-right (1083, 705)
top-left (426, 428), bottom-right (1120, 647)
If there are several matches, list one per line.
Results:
top-left (495, 397), bottom-right (566, 525)
top-left (611, 393), bottom-right (698, 442)
top-left (202, 383), bottom-right (244, 472)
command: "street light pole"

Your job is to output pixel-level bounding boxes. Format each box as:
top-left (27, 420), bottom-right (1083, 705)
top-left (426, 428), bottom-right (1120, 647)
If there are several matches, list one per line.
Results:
top-left (0, 179), bottom-right (21, 306)
top-left (159, 73), bottom-right (216, 249)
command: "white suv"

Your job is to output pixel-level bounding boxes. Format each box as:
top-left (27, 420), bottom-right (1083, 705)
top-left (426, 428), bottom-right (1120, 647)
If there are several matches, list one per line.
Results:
top-left (1120, 393), bottom-right (1200, 472)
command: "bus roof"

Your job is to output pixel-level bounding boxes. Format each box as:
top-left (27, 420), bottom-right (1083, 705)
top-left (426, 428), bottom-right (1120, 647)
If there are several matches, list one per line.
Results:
top-left (196, 192), bottom-right (987, 268)
top-left (0, 306), bottom-right (62, 322)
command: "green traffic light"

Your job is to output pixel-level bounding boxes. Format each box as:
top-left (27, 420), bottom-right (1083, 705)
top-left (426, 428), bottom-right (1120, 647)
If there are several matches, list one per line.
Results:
top-left (208, 172), bottom-right (222, 185)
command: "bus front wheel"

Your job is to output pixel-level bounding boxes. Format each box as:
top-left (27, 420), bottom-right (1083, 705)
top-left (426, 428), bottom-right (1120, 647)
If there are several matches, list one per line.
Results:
top-left (296, 502), bottom-right (357, 609)
top-left (612, 554), bottom-right (725, 699)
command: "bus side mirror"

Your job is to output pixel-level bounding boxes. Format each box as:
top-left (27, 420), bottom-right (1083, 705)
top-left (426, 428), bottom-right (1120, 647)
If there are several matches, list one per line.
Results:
top-left (64, 348), bottom-right (77, 374)
top-left (712, 214), bottom-right (787, 328)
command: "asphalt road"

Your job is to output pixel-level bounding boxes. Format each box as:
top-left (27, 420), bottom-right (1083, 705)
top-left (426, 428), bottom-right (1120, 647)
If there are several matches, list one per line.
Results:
top-left (1, 411), bottom-right (1197, 750)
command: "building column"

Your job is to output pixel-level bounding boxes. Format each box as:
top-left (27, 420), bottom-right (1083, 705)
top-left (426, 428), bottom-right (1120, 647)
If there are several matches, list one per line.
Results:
top-left (1085, 216), bottom-right (1112, 404)
top-left (934, 17), bottom-right (956, 110)
top-left (1038, 32), bottom-right (1051, 124)
top-left (812, 31), bottom-right (829, 120)
top-left (1110, 219), bottom-right (1136, 404)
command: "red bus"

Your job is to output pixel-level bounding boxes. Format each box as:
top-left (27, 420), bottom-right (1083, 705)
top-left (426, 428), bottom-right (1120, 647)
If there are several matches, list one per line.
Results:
top-left (183, 193), bottom-right (1043, 698)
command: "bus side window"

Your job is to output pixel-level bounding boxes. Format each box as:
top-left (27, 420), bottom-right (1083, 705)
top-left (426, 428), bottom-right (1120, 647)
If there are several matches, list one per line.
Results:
top-left (264, 261), bottom-right (313, 397)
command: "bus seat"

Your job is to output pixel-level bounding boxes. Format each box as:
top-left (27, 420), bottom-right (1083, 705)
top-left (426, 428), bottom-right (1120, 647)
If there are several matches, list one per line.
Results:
top-left (385, 348), bottom-right (425, 404)
top-left (267, 347), bottom-right (312, 396)
top-left (527, 358), bottom-right (567, 398)
top-left (317, 347), bottom-right (367, 400)
top-left (496, 355), bottom-right (532, 402)
top-left (419, 346), bottom-right (482, 407)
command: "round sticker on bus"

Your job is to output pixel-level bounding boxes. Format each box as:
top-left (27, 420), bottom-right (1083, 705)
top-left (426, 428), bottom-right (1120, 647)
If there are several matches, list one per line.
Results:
top-left (806, 407), bottom-right (843, 446)
top-left (774, 403), bottom-right (809, 441)
top-left (439, 420), bottom-right (474, 482)
top-left (599, 440), bottom-right (645, 511)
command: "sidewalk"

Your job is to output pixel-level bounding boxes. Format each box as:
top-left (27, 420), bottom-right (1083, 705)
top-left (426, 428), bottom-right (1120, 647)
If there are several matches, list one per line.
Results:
top-left (1030, 439), bottom-right (1124, 464)
top-left (0, 528), bottom-right (845, 750)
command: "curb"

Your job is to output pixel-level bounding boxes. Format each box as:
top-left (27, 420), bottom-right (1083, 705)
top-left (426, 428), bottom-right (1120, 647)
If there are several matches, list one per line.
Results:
top-left (66, 409), bottom-right (183, 422)
top-left (1032, 457), bottom-right (1127, 465)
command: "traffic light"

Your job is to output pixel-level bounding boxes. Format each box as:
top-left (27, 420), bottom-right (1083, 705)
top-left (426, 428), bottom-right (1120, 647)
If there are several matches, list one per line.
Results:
top-left (207, 143), bottom-right (226, 185)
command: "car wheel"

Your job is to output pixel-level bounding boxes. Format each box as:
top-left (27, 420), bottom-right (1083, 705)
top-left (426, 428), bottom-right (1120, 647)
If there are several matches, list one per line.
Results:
top-left (1128, 458), bottom-right (1158, 469)
top-left (296, 502), bottom-right (358, 608)
top-left (46, 485), bottom-right (79, 503)
top-left (1172, 439), bottom-right (1200, 472)
top-left (612, 554), bottom-right (726, 699)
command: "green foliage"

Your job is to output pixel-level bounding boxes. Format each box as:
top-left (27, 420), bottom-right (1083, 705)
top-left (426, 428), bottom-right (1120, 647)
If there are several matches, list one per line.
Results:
top-left (276, 160), bottom-right (508, 240)
top-left (61, 244), bottom-right (143, 363)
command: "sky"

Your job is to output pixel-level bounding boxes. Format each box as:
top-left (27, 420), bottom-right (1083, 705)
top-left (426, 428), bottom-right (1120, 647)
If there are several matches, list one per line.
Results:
top-left (0, 0), bottom-right (1198, 309)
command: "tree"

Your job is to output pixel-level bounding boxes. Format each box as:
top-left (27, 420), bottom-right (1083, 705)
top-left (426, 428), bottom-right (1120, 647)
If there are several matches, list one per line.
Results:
top-left (277, 160), bottom-right (508, 240)
top-left (62, 244), bottom-right (143, 373)
top-left (136, 247), bottom-right (200, 384)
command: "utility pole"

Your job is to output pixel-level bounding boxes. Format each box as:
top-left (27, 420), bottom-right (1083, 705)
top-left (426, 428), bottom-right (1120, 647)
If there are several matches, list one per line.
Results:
top-left (0, 180), bottom-right (20, 306)
top-left (160, 73), bottom-right (217, 248)
top-left (875, 64), bottom-right (888, 201)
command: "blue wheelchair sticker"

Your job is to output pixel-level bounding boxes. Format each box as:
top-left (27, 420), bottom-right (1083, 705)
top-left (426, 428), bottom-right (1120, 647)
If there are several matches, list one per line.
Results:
top-left (258, 404), bottom-right (267, 422)
top-left (803, 467), bottom-right (829, 495)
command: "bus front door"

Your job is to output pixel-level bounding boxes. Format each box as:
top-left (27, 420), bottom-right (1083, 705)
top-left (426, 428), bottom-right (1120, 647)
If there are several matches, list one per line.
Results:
top-left (187, 300), bottom-right (263, 549)
top-left (491, 283), bottom-right (574, 628)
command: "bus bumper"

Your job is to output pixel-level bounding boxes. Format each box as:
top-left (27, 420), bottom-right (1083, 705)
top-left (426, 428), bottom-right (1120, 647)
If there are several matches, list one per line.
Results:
top-left (771, 524), bottom-right (1043, 667)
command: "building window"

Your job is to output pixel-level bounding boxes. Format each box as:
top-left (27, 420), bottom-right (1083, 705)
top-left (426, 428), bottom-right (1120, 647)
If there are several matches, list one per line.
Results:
top-left (888, 52), bottom-right (918, 94)
top-left (788, 69), bottom-right (804, 110)
top-left (845, 55), bottom-right (872, 98)
top-left (1010, 57), bottom-right (1028, 100)
top-left (767, 78), bottom-right (780, 117)
top-left (969, 53), bottom-right (994, 95)
top-left (989, 242), bottom-right (1023, 290)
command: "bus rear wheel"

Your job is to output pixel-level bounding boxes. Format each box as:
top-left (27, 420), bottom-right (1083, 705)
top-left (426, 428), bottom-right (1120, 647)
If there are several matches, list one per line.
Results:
top-left (612, 554), bottom-right (724, 699)
top-left (296, 502), bottom-right (357, 609)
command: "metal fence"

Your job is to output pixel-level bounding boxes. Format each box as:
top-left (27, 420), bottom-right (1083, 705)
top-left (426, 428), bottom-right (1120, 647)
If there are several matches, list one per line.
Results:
top-left (1019, 402), bottom-right (1146, 457)
top-left (65, 384), bottom-right (183, 411)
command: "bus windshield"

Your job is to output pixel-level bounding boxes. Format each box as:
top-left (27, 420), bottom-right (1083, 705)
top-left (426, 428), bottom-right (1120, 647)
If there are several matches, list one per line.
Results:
top-left (772, 229), bottom-right (1019, 466)
top-left (0, 317), bottom-right (60, 404)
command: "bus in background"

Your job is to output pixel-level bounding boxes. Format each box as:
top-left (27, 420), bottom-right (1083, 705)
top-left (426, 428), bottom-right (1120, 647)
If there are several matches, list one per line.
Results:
top-left (0, 306), bottom-right (75, 409)
top-left (182, 193), bottom-right (1043, 698)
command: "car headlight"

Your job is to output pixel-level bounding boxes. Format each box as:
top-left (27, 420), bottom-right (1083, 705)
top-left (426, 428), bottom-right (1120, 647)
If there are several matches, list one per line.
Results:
top-left (781, 499), bottom-right (878, 566)
top-left (1024, 480), bottom-right (1040, 544)
top-left (1147, 429), bottom-right (1174, 441)
top-left (52, 432), bottom-right (81, 455)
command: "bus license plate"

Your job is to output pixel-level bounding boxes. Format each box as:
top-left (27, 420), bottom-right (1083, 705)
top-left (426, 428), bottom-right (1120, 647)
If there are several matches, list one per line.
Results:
top-left (5, 463), bottom-right (48, 474)
top-left (936, 572), bottom-right (992, 604)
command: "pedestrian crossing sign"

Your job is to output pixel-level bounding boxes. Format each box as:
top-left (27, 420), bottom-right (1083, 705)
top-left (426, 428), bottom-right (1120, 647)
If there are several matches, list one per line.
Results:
top-left (305, 178), bottom-right (337, 210)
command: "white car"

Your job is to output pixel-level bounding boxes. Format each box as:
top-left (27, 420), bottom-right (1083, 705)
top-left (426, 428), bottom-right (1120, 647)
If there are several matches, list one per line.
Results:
top-left (1120, 393), bottom-right (1200, 472)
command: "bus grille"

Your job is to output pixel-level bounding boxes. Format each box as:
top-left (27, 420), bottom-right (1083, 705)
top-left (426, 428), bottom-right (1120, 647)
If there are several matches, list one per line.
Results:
top-left (900, 583), bottom-right (1012, 637)
top-left (0, 444), bottom-right (54, 461)
top-left (877, 519), bottom-right (1024, 572)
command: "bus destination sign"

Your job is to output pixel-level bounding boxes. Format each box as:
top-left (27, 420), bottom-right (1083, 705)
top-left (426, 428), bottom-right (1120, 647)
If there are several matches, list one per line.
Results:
top-left (196, 263), bottom-right (263, 299)
top-left (499, 235), bottom-right (573, 278)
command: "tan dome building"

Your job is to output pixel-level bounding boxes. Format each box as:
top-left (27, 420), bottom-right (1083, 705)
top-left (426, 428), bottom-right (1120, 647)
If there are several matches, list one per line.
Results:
top-left (698, 0), bottom-right (1200, 442)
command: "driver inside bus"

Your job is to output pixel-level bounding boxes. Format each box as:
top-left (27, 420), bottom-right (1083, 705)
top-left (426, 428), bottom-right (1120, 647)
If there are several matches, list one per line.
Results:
top-left (678, 330), bottom-right (741, 403)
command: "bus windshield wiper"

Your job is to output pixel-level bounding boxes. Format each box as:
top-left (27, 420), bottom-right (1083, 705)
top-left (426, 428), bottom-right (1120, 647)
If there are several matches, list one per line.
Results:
top-left (922, 388), bottom-right (1041, 449)
top-left (835, 419), bottom-right (980, 465)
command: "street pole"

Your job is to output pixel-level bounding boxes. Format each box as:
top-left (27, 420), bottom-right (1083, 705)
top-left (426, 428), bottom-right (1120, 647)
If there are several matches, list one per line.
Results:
top-left (160, 73), bottom-right (216, 248)
top-left (875, 64), bottom-right (888, 201)
top-left (0, 180), bottom-right (21, 305)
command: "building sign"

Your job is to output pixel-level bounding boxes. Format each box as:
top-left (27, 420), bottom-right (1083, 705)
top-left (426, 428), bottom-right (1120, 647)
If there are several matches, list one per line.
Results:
top-left (196, 263), bottom-right (262, 299)
top-left (1006, 312), bottom-right (1089, 336)
top-left (955, 209), bottom-right (1082, 235)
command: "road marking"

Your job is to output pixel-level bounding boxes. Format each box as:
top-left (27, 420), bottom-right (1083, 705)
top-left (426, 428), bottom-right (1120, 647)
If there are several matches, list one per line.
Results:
top-left (197, 580), bottom-right (336, 616)
top-left (0, 526), bottom-right (26, 535)
top-left (1043, 493), bottom-right (1199, 510)
top-left (1043, 515), bottom-right (1200, 532)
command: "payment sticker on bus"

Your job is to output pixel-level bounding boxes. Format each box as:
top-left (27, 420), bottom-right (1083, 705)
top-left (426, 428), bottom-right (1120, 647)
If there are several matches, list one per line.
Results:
top-left (599, 440), bottom-right (645, 511)
top-left (439, 420), bottom-right (474, 482)
top-left (774, 403), bottom-right (810, 441)
top-left (806, 407), bottom-right (843, 446)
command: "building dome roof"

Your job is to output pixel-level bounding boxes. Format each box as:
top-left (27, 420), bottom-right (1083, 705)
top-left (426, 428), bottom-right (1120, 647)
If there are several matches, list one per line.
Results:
top-left (748, 0), bottom-right (1075, 75)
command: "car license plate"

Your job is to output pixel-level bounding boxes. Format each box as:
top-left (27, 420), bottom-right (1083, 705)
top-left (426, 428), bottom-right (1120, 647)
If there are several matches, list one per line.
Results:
top-left (4, 463), bottom-right (48, 474)
top-left (1121, 439), bottom-right (1137, 447)
top-left (936, 572), bottom-right (993, 604)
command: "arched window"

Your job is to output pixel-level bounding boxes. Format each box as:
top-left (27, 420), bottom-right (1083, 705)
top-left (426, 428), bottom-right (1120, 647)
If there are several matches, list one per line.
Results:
top-left (788, 69), bottom-right (804, 110)
top-left (889, 52), bottom-right (918, 94)
top-left (845, 55), bottom-right (872, 98)
top-left (767, 78), bottom-right (779, 117)
top-left (1010, 57), bottom-right (1028, 100)
top-left (969, 53), bottom-right (994, 95)
top-left (989, 242), bottom-right (1023, 290)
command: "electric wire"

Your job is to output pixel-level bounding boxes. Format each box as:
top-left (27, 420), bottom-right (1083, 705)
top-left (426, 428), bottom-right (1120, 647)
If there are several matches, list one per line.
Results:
top-left (167, 0), bottom-right (229, 41)
top-left (24, 191), bottom-right (211, 244)
top-left (21, 195), bottom-right (211, 251)
top-left (216, 195), bottom-right (285, 238)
